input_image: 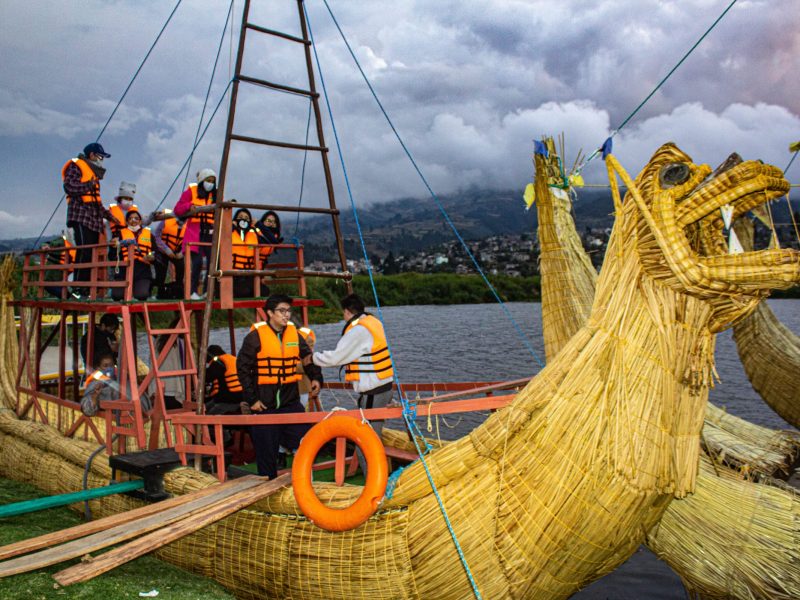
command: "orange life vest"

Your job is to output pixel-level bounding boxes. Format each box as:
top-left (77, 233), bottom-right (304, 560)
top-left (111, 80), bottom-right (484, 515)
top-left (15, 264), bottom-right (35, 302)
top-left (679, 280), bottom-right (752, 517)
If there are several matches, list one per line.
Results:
top-left (161, 217), bottom-right (186, 254)
top-left (289, 322), bottom-right (316, 345)
top-left (120, 227), bottom-right (153, 263)
top-left (249, 321), bottom-right (302, 386)
top-left (344, 315), bottom-right (394, 382)
top-left (188, 183), bottom-right (214, 228)
top-left (108, 204), bottom-right (129, 238)
top-left (81, 369), bottom-right (111, 394)
top-left (61, 158), bottom-right (100, 204)
top-left (209, 353), bottom-right (243, 394)
top-left (232, 228), bottom-right (259, 269)
top-left (58, 237), bottom-right (77, 267)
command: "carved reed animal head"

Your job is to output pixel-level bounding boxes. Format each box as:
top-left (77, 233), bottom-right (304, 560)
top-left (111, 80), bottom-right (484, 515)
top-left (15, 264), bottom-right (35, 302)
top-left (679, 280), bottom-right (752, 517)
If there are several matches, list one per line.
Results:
top-left (620, 143), bottom-right (798, 331)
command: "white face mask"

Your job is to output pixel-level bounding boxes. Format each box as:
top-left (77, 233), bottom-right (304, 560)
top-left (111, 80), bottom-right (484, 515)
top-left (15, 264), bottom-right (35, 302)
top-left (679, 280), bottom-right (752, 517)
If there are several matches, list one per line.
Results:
top-left (120, 199), bottom-right (133, 208)
top-left (237, 220), bottom-right (250, 229)
top-left (202, 181), bottom-right (215, 192)
top-left (128, 224), bottom-right (141, 233)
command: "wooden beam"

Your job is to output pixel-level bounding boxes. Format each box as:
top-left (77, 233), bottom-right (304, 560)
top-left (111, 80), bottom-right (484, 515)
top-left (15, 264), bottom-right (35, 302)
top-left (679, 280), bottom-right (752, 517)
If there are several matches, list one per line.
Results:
top-left (0, 476), bottom-right (265, 578)
top-left (54, 474), bottom-right (290, 586)
top-left (0, 477), bottom-right (255, 563)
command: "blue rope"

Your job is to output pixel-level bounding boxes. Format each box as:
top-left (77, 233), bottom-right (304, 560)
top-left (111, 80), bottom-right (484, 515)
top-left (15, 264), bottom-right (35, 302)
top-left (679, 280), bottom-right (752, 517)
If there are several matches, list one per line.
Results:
top-left (320, 0), bottom-right (543, 369)
top-left (154, 80), bottom-right (234, 211)
top-left (580, 0), bottom-right (738, 171)
top-left (305, 6), bottom-right (480, 599)
top-left (294, 100), bottom-right (314, 237)
top-left (182, 0), bottom-right (235, 191)
top-left (31, 0), bottom-right (184, 250)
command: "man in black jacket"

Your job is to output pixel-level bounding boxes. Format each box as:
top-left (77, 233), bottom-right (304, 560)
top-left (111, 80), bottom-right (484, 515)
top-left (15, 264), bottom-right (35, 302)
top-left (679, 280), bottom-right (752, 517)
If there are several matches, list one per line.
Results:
top-left (237, 294), bottom-right (322, 478)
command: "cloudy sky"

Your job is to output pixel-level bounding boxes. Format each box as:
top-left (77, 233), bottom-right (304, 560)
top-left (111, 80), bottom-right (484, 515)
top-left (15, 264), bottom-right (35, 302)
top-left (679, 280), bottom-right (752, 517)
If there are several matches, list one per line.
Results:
top-left (1, 0), bottom-right (798, 240)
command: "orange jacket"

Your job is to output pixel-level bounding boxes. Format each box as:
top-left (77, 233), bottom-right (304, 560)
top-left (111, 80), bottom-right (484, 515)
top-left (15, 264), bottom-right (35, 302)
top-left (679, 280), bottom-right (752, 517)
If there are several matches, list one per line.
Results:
top-left (250, 321), bottom-right (302, 385)
top-left (344, 315), bottom-right (393, 382)
top-left (161, 217), bottom-right (186, 254)
top-left (232, 228), bottom-right (260, 269)
top-left (120, 227), bottom-right (153, 263)
top-left (208, 353), bottom-right (243, 395)
top-left (61, 158), bottom-right (100, 204)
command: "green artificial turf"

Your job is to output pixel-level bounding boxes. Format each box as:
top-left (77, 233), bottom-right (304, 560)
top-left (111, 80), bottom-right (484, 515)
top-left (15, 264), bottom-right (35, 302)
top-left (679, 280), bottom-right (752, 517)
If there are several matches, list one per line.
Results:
top-left (0, 478), bottom-right (235, 600)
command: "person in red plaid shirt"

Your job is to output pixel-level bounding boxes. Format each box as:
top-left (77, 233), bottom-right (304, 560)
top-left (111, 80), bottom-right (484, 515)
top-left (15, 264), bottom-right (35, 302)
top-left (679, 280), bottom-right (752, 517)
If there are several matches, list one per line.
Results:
top-left (62, 142), bottom-right (122, 297)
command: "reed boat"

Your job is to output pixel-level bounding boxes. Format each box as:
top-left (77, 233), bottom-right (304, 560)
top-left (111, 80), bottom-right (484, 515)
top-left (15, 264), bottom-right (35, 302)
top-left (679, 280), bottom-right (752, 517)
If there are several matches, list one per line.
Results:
top-left (531, 136), bottom-right (800, 599)
top-left (2, 4), bottom-right (800, 599)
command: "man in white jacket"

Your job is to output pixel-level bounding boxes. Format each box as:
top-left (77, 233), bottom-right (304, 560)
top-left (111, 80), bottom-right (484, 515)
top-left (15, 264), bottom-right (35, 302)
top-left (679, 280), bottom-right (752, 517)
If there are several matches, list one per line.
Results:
top-left (312, 293), bottom-right (394, 474)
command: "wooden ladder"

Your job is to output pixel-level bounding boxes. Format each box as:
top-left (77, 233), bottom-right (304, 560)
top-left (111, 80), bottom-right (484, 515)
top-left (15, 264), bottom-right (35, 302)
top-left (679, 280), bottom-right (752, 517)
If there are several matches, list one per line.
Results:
top-left (142, 302), bottom-right (199, 449)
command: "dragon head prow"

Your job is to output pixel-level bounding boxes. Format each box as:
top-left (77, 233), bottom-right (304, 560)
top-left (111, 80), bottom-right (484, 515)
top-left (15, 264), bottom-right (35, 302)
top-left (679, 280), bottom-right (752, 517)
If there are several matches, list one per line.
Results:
top-left (610, 143), bottom-right (798, 332)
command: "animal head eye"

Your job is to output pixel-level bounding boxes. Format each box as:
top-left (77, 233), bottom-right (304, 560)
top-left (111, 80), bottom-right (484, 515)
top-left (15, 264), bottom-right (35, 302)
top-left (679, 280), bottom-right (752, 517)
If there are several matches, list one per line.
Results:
top-left (659, 163), bottom-right (691, 188)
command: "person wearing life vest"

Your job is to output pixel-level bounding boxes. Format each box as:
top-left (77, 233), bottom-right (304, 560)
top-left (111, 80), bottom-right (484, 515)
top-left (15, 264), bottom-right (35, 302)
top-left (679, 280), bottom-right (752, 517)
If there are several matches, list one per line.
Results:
top-left (254, 210), bottom-right (283, 266)
top-left (41, 232), bottom-right (77, 298)
top-left (111, 207), bottom-right (154, 301)
top-left (205, 345), bottom-right (244, 414)
top-left (62, 142), bottom-right (122, 293)
top-left (150, 209), bottom-right (186, 299)
top-left (173, 168), bottom-right (216, 299)
top-left (236, 294), bottom-right (322, 478)
top-left (231, 208), bottom-right (261, 298)
top-left (313, 293), bottom-right (394, 474)
top-left (107, 181), bottom-right (140, 239)
top-left (80, 353), bottom-right (116, 417)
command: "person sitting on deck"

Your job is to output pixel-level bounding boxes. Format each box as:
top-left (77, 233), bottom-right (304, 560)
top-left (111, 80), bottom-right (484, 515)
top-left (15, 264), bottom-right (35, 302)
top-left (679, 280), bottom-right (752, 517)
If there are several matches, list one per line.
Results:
top-left (150, 210), bottom-right (186, 299)
top-left (80, 313), bottom-right (119, 367)
top-left (236, 294), bottom-right (322, 479)
top-left (254, 210), bottom-right (283, 267)
top-left (230, 208), bottom-right (261, 298)
top-left (81, 352), bottom-right (152, 417)
top-left (63, 142), bottom-right (122, 297)
top-left (205, 344), bottom-right (243, 414)
top-left (173, 168), bottom-right (216, 300)
top-left (80, 353), bottom-right (116, 416)
top-left (110, 207), bottom-right (154, 301)
top-left (312, 293), bottom-right (395, 475)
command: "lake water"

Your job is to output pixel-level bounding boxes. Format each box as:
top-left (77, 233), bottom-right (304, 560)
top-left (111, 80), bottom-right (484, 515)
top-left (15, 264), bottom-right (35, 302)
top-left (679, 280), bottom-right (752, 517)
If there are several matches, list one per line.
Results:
top-left (199, 298), bottom-right (798, 599)
top-left (210, 298), bottom-right (797, 432)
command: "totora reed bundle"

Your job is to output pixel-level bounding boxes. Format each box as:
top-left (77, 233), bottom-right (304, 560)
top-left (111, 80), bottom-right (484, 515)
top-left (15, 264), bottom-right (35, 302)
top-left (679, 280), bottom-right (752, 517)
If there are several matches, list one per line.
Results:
top-left (1, 144), bottom-right (799, 599)
top-left (533, 138), bottom-right (800, 599)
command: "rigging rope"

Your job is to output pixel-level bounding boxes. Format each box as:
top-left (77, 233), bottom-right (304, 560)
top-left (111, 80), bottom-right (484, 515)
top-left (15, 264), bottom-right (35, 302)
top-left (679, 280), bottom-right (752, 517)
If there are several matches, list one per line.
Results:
top-left (320, 0), bottom-right (544, 369)
top-left (154, 80), bottom-right (234, 211)
top-left (578, 0), bottom-right (739, 172)
top-left (294, 100), bottom-right (314, 237)
top-left (32, 0), bottom-right (185, 250)
top-left (305, 6), bottom-right (482, 599)
top-left (182, 0), bottom-right (235, 191)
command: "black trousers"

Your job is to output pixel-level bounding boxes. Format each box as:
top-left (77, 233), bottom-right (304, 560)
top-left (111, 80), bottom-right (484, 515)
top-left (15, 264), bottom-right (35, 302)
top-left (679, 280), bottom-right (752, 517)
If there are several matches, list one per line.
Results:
top-left (111, 263), bottom-right (152, 301)
top-left (154, 255), bottom-right (185, 298)
top-left (189, 246), bottom-right (211, 295)
top-left (70, 224), bottom-right (100, 283)
top-left (250, 400), bottom-right (310, 478)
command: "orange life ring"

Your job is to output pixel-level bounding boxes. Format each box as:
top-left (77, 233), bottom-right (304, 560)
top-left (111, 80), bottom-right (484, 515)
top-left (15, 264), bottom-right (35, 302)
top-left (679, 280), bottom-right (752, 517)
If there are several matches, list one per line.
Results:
top-left (292, 415), bottom-right (388, 532)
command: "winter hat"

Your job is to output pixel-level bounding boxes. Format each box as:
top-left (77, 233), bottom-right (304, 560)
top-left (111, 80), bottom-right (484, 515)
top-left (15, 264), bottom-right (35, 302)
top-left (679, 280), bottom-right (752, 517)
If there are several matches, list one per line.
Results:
top-left (196, 168), bottom-right (217, 183)
top-left (115, 181), bottom-right (136, 201)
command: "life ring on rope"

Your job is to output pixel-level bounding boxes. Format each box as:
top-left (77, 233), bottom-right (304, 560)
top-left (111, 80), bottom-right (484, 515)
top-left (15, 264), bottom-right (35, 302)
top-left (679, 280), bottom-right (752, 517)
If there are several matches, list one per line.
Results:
top-left (292, 415), bottom-right (387, 532)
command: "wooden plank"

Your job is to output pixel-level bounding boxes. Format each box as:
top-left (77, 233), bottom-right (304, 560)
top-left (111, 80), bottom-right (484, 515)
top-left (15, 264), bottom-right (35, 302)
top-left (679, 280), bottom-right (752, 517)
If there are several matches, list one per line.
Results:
top-left (0, 476), bottom-right (265, 578)
top-left (54, 473), bottom-right (291, 586)
top-left (0, 476), bottom-right (258, 563)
